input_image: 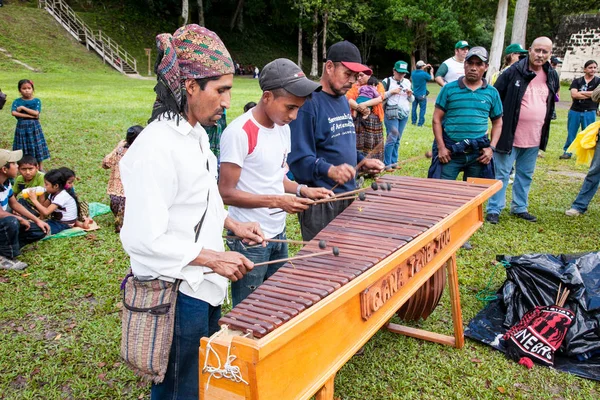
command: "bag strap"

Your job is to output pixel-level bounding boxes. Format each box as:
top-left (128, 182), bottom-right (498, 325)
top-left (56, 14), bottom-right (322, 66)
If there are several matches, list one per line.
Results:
top-left (194, 189), bottom-right (210, 243)
top-left (121, 275), bottom-right (180, 315)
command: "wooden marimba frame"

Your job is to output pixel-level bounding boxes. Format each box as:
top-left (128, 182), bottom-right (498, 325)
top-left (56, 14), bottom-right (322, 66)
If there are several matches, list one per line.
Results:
top-left (199, 176), bottom-right (501, 400)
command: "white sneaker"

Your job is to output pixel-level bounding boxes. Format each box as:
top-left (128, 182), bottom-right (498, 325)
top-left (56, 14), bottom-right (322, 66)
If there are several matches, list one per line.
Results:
top-left (0, 255), bottom-right (28, 270)
top-left (565, 208), bottom-right (582, 217)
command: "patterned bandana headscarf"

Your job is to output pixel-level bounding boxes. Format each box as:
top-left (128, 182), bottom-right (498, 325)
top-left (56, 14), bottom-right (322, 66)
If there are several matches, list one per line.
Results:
top-left (150, 24), bottom-right (234, 122)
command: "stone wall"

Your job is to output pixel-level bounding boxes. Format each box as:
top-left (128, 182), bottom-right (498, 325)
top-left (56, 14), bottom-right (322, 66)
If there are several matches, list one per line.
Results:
top-left (553, 13), bottom-right (600, 82)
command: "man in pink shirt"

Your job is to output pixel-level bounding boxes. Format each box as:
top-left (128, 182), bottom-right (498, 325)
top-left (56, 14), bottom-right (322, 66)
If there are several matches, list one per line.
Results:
top-left (485, 37), bottom-right (559, 224)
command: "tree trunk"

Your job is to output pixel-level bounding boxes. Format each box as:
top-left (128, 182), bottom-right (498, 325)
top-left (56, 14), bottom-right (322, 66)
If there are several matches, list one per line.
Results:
top-left (298, 9), bottom-right (303, 68)
top-left (488, 0), bottom-right (509, 79)
top-left (322, 10), bottom-right (328, 62)
top-left (310, 8), bottom-right (319, 78)
top-left (410, 51), bottom-right (416, 71)
top-left (181, 0), bottom-right (189, 26)
top-left (230, 0), bottom-right (245, 31)
top-left (511, 0), bottom-right (529, 46)
top-left (416, 22), bottom-right (427, 63)
top-left (197, 0), bottom-right (204, 27)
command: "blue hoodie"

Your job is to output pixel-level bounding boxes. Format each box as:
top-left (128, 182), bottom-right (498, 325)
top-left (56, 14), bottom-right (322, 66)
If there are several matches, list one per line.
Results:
top-left (288, 91), bottom-right (364, 193)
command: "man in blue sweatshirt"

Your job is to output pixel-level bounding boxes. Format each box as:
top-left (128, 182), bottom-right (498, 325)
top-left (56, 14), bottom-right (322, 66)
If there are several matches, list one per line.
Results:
top-left (289, 41), bottom-right (385, 241)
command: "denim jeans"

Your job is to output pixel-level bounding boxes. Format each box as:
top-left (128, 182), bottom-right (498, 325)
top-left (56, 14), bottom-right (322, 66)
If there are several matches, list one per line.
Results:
top-left (47, 219), bottom-right (71, 235)
top-left (383, 116), bottom-right (409, 166)
top-left (564, 109), bottom-right (597, 154)
top-left (486, 147), bottom-right (539, 215)
top-left (151, 291), bottom-right (221, 400)
top-left (571, 147), bottom-right (600, 213)
top-left (411, 96), bottom-right (427, 126)
top-left (227, 230), bottom-right (288, 306)
top-left (440, 152), bottom-right (484, 181)
top-left (0, 215), bottom-right (46, 259)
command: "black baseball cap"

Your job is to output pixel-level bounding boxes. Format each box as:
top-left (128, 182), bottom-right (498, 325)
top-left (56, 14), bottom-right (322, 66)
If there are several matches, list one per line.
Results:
top-left (259, 58), bottom-right (322, 97)
top-left (326, 41), bottom-right (372, 75)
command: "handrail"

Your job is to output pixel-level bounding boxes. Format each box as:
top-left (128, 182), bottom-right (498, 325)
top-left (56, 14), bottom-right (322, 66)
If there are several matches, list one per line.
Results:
top-left (38, 0), bottom-right (137, 74)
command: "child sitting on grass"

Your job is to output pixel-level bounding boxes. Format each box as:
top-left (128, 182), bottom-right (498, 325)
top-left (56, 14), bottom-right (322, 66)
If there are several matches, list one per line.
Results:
top-left (102, 125), bottom-right (142, 232)
top-left (13, 154), bottom-right (45, 216)
top-left (27, 169), bottom-right (79, 235)
top-left (0, 149), bottom-right (50, 270)
top-left (57, 167), bottom-right (94, 229)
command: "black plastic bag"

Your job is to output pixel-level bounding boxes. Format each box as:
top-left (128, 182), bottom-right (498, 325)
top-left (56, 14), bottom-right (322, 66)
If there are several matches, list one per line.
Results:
top-left (465, 252), bottom-right (600, 381)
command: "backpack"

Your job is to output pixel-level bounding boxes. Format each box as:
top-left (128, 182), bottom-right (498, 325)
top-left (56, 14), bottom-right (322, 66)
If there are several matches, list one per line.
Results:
top-left (0, 88), bottom-right (6, 110)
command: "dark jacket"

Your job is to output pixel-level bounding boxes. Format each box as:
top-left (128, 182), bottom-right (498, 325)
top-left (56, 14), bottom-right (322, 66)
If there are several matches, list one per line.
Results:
top-left (493, 57), bottom-right (559, 153)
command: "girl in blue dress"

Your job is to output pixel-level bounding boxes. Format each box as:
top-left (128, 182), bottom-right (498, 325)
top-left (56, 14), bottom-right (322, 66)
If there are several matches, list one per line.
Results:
top-left (11, 79), bottom-right (50, 171)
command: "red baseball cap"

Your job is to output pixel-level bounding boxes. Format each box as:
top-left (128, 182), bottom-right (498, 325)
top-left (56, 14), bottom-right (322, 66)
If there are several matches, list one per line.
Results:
top-left (326, 41), bottom-right (372, 75)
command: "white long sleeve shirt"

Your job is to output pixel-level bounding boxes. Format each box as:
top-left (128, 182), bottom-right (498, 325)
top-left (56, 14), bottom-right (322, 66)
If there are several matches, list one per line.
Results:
top-left (119, 116), bottom-right (228, 306)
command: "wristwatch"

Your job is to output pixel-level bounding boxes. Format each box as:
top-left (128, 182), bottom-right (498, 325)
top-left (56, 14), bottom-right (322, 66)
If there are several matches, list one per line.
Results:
top-left (489, 145), bottom-right (496, 152)
top-left (296, 184), bottom-right (306, 197)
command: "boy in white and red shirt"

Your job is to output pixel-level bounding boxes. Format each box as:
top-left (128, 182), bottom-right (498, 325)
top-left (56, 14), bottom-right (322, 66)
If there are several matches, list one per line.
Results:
top-left (219, 58), bottom-right (333, 305)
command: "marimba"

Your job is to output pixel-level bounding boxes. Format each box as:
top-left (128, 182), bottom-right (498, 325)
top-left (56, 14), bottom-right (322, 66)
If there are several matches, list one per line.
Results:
top-left (199, 175), bottom-right (501, 400)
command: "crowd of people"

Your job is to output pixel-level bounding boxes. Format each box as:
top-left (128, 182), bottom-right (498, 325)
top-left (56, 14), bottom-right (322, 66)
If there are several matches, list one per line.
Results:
top-left (1, 20), bottom-right (599, 399)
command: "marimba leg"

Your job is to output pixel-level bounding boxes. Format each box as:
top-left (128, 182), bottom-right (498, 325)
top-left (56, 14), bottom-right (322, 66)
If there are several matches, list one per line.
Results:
top-left (314, 373), bottom-right (336, 400)
top-left (447, 254), bottom-right (464, 349)
top-left (386, 255), bottom-right (465, 348)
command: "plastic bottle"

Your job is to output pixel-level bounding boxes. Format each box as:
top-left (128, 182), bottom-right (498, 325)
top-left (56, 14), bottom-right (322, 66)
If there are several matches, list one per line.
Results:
top-left (22, 186), bottom-right (45, 199)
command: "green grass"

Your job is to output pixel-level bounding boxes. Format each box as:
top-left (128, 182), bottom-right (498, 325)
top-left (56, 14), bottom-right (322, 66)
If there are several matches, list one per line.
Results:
top-left (1, 71), bottom-right (599, 399)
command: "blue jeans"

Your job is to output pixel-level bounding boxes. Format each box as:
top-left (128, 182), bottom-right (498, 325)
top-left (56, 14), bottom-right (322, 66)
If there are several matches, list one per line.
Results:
top-left (564, 109), bottom-right (597, 154)
top-left (571, 147), bottom-right (600, 213)
top-left (227, 230), bottom-right (288, 306)
top-left (46, 219), bottom-right (71, 235)
top-left (486, 147), bottom-right (539, 215)
top-left (411, 96), bottom-right (427, 126)
top-left (383, 116), bottom-right (409, 166)
top-left (151, 291), bottom-right (221, 400)
top-left (0, 215), bottom-right (46, 259)
top-left (440, 152), bottom-right (484, 181)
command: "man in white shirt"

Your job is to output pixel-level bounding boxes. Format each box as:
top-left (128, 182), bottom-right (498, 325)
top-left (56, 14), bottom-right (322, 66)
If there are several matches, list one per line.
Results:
top-left (119, 25), bottom-right (264, 400)
top-left (435, 40), bottom-right (469, 87)
top-left (219, 58), bottom-right (332, 306)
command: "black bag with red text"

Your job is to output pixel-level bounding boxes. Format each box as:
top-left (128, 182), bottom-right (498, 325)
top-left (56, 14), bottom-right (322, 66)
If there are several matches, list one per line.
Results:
top-left (503, 305), bottom-right (575, 366)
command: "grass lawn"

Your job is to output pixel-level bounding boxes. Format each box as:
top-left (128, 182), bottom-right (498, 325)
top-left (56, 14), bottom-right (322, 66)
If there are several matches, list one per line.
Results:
top-left (0, 70), bottom-right (599, 400)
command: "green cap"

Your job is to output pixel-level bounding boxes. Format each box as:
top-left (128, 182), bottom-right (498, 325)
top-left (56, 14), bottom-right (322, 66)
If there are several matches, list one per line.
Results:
top-left (504, 43), bottom-right (528, 55)
top-left (394, 60), bottom-right (409, 73)
top-left (455, 40), bottom-right (469, 49)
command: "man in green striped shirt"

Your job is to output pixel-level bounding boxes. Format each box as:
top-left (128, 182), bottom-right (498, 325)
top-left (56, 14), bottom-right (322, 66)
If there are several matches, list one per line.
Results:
top-left (432, 46), bottom-right (503, 181)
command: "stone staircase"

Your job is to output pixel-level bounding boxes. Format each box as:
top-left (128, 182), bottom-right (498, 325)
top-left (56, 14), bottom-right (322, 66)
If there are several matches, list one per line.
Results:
top-left (38, 0), bottom-right (138, 75)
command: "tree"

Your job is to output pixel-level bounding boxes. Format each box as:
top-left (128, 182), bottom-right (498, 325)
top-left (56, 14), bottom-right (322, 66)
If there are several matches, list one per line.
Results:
top-left (488, 0), bottom-right (509, 79)
top-left (197, 0), bottom-right (204, 26)
top-left (181, 0), bottom-right (189, 25)
top-left (310, 7), bottom-right (319, 77)
top-left (230, 0), bottom-right (245, 31)
top-left (511, 0), bottom-right (530, 45)
top-left (385, 0), bottom-right (463, 66)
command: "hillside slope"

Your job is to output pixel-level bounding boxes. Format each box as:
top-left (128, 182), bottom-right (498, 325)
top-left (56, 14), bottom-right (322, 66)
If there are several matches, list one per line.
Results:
top-left (0, 3), bottom-right (114, 74)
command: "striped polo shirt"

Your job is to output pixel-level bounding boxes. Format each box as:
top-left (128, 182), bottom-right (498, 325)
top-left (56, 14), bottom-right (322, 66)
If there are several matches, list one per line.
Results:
top-left (435, 77), bottom-right (503, 142)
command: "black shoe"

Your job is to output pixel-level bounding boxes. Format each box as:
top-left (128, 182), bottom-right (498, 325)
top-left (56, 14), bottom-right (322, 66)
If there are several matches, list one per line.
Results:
top-left (512, 212), bottom-right (537, 222)
top-left (559, 153), bottom-right (571, 160)
top-left (486, 213), bottom-right (499, 224)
